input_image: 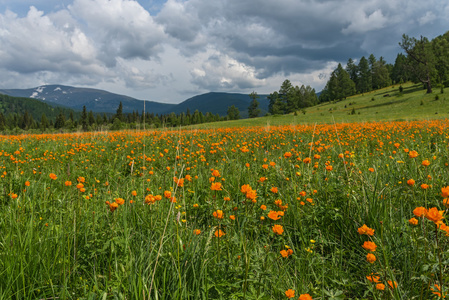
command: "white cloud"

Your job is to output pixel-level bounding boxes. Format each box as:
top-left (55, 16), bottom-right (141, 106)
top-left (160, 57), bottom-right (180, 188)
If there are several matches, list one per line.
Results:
top-left (342, 9), bottom-right (387, 34)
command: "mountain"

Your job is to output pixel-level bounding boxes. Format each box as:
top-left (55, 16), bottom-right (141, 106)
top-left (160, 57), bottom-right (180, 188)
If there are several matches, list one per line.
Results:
top-left (0, 85), bottom-right (270, 117)
top-left (171, 92), bottom-right (269, 118)
top-left (0, 85), bottom-right (175, 115)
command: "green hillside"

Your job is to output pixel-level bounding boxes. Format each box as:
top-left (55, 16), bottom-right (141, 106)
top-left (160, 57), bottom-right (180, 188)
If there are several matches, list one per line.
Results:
top-left (192, 82), bottom-right (448, 128)
top-left (0, 93), bottom-right (79, 121)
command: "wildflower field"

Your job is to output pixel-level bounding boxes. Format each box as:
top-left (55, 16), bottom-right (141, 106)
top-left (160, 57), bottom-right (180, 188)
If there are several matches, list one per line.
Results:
top-left (1, 119), bottom-right (449, 299)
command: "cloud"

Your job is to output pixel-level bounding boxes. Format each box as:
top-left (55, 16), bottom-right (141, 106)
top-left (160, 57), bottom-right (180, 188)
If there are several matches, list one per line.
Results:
top-left (68, 0), bottom-right (166, 66)
top-left (0, 0), bottom-right (449, 104)
top-left (342, 9), bottom-right (387, 34)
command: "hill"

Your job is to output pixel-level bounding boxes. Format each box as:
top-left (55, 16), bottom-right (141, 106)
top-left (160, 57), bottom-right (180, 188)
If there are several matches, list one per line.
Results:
top-left (0, 85), bottom-right (175, 115)
top-left (170, 92), bottom-right (269, 118)
top-left (0, 93), bottom-right (79, 121)
top-left (190, 83), bottom-right (449, 128)
top-left (0, 85), bottom-right (269, 117)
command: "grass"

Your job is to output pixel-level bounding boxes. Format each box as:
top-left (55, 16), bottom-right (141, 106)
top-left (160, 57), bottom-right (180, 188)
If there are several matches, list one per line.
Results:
top-left (0, 87), bottom-right (449, 299)
top-left (194, 82), bottom-right (448, 128)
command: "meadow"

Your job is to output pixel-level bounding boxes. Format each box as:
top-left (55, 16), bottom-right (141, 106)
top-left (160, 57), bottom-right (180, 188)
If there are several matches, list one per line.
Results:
top-left (1, 118), bottom-right (449, 299)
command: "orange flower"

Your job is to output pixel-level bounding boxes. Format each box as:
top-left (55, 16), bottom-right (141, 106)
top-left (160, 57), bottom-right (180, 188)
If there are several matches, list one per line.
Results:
top-left (283, 152), bottom-right (292, 158)
top-left (408, 217), bottom-right (418, 225)
top-left (115, 198), bottom-right (125, 205)
top-left (368, 168), bottom-right (374, 172)
top-left (272, 224), bottom-right (284, 235)
top-left (387, 281), bottom-right (397, 289)
top-left (193, 229), bottom-right (201, 235)
top-left (212, 169), bottom-right (221, 177)
top-left (65, 181), bottom-right (72, 186)
top-left (362, 241), bottom-right (377, 252)
top-left (425, 207), bottom-right (444, 223)
top-left (408, 150), bottom-right (419, 158)
top-left (213, 210), bottom-right (224, 219)
top-left (223, 196), bottom-right (230, 201)
top-left (164, 190), bottom-right (172, 199)
top-left (298, 294), bottom-right (313, 300)
top-left (268, 211), bottom-right (280, 220)
top-left (77, 176), bottom-right (85, 183)
top-left (407, 179), bottom-right (415, 186)
top-left (285, 289), bottom-right (295, 298)
top-left (443, 198), bottom-right (449, 208)
top-left (214, 229), bottom-right (225, 237)
top-left (280, 250), bottom-right (289, 258)
top-left (260, 205), bottom-right (267, 210)
top-left (131, 190), bottom-right (137, 196)
top-left (420, 183), bottom-right (429, 190)
top-left (421, 160), bottom-right (430, 166)
top-left (441, 186), bottom-right (449, 198)
top-left (25, 181), bottom-right (30, 186)
top-left (270, 187), bottom-right (278, 193)
top-left (211, 182), bottom-right (222, 191)
top-left (11, 193), bottom-right (18, 199)
top-left (229, 215), bottom-right (236, 220)
top-left (241, 184), bottom-right (252, 194)
top-left (366, 253), bottom-right (376, 263)
top-left (366, 273), bottom-right (381, 283)
top-left (413, 207), bottom-right (427, 217)
top-left (376, 283), bottom-right (385, 290)
top-left (49, 173), bottom-right (57, 180)
top-left (357, 224), bottom-right (375, 236)
top-left (258, 176), bottom-right (267, 182)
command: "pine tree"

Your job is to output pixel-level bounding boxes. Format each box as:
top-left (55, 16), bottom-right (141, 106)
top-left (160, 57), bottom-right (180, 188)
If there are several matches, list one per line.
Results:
top-left (248, 91), bottom-right (261, 118)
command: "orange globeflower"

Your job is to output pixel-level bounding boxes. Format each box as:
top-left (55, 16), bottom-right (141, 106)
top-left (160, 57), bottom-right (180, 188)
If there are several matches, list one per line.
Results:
top-left (368, 168), bottom-right (374, 172)
top-left (164, 190), bottom-right (172, 199)
top-left (413, 207), bottom-right (427, 217)
top-left (366, 273), bottom-right (381, 283)
top-left (49, 173), bottom-right (57, 180)
top-left (409, 217), bottom-right (418, 225)
top-left (213, 210), bottom-right (224, 219)
top-left (299, 294), bottom-right (313, 300)
top-left (376, 283), bottom-right (385, 290)
top-left (285, 289), bottom-right (295, 298)
top-left (441, 186), bottom-right (449, 198)
top-left (270, 187), bottom-right (278, 193)
top-left (357, 224), bottom-right (375, 236)
top-left (407, 179), bottom-right (415, 186)
top-left (25, 181), bottom-right (30, 186)
top-left (131, 190), bottom-right (137, 196)
top-left (268, 211), bottom-right (280, 220)
top-left (229, 215), bottom-right (236, 220)
top-left (211, 182), bottom-right (222, 191)
top-left (77, 176), bottom-right (85, 183)
top-left (443, 198), bottom-right (449, 208)
top-left (11, 193), bottom-right (18, 199)
top-left (283, 152), bottom-right (292, 158)
top-left (241, 184), bottom-right (252, 194)
top-left (193, 229), bottom-right (201, 235)
top-left (362, 241), bottom-right (377, 252)
top-left (212, 169), bottom-right (221, 177)
top-left (408, 150), bottom-right (419, 158)
top-left (272, 224), bottom-right (284, 235)
top-left (214, 229), bottom-right (225, 237)
top-left (425, 207), bottom-right (444, 223)
top-left (115, 198), bottom-right (125, 205)
top-left (65, 181), bottom-right (72, 186)
top-left (421, 160), bottom-right (430, 167)
top-left (260, 205), bottom-right (267, 210)
top-left (366, 253), bottom-right (376, 263)
top-left (387, 281), bottom-right (397, 289)
top-left (280, 250), bottom-right (289, 258)
top-left (420, 184), bottom-right (429, 190)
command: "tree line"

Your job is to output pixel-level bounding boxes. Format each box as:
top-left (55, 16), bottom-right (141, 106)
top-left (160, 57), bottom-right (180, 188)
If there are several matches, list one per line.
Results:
top-left (319, 31), bottom-right (449, 102)
top-left (0, 99), bottom-right (229, 134)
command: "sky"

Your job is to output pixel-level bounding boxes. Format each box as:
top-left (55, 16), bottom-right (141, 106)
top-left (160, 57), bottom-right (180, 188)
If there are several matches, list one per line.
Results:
top-left (0, 0), bottom-right (448, 104)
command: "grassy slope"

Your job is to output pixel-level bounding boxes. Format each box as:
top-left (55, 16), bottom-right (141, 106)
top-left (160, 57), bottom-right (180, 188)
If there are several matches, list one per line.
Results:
top-left (194, 82), bottom-right (449, 128)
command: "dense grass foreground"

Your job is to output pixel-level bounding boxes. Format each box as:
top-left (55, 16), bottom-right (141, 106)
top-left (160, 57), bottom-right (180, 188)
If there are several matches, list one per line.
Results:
top-left (1, 120), bottom-right (449, 299)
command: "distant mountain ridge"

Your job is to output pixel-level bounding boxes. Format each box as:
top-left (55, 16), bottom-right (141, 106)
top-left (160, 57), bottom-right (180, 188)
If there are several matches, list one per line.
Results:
top-left (0, 85), bottom-right (269, 117)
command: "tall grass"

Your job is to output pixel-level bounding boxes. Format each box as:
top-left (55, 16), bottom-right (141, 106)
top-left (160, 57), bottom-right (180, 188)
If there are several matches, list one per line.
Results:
top-left (0, 120), bottom-right (448, 299)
